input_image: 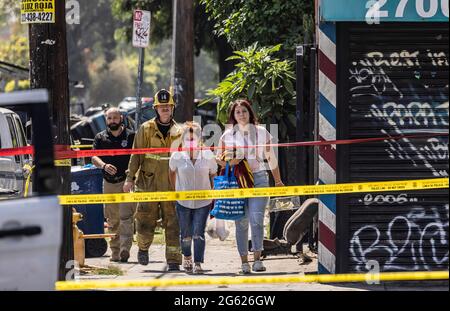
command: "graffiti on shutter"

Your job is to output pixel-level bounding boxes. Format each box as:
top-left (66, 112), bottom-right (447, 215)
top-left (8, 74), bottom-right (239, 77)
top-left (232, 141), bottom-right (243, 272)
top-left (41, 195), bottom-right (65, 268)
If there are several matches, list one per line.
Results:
top-left (339, 23), bottom-right (449, 272)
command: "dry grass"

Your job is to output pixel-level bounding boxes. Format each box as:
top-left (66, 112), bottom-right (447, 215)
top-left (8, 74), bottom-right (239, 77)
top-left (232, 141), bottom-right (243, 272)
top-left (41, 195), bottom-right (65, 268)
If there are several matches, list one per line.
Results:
top-left (81, 265), bottom-right (124, 276)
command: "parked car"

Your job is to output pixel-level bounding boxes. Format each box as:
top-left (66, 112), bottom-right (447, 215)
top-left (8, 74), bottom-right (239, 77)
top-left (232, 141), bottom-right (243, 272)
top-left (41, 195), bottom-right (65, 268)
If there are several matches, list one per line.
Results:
top-left (84, 103), bottom-right (110, 117)
top-left (118, 96), bottom-right (153, 111)
top-left (0, 107), bottom-right (32, 197)
top-left (117, 97), bottom-right (137, 111)
top-left (124, 99), bottom-right (156, 124)
top-left (194, 99), bottom-right (218, 127)
top-left (0, 89), bottom-right (62, 290)
top-left (70, 110), bottom-right (108, 145)
top-left (71, 100), bottom-right (157, 146)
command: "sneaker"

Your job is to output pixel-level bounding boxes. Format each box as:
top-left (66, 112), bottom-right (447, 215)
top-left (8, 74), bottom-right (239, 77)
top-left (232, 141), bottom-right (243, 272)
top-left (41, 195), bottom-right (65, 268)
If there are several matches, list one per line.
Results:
top-left (167, 263), bottom-right (180, 271)
top-left (137, 249), bottom-right (149, 266)
top-left (240, 262), bottom-right (251, 275)
top-left (183, 258), bottom-right (193, 273)
top-left (193, 263), bottom-right (204, 274)
top-left (252, 260), bottom-right (266, 272)
top-left (119, 250), bottom-right (130, 263)
top-left (110, 252), bottom-right (120, 262)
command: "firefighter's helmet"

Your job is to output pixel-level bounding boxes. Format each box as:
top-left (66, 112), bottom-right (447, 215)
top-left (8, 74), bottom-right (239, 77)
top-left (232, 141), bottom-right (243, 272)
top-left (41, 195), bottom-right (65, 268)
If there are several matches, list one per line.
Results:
top-left (153, 89), bottom-right (175, 107)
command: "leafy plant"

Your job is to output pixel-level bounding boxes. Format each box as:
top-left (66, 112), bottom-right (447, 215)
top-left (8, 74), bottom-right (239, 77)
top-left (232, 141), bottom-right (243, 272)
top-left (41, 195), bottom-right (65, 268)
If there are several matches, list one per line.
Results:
top-left (201, 0), bottom-right (314, 58)
top-left (207, 43), bottom-right (296, 140)
top-left (0, 35), bottom-right (30, 92)
top-left (4, 80), bottom-right (30, 92)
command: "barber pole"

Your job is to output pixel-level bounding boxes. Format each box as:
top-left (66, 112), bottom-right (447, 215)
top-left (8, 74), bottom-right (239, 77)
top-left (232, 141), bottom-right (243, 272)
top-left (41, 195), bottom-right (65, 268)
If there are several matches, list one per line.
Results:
top-left (318, 22), bottom-right (337, 274)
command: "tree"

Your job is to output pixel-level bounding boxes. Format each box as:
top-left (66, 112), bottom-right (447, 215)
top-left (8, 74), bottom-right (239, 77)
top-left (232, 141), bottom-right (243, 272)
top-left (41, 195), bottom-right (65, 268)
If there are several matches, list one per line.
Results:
top-left (66, 0), bottom-right (122, 106)
top-left (111, 0), bottom-right (234, 80)
top-left (0, 35), bottom-right (29, 68)
top-left (0, 1), bottom-right (29, 91)
top-left (0, 0), bottom-right (18, 27)
top-left (201, 0), bottom-right (314, 57)
top-left (207, 44), bottom-right (296, 141)
top-left (90, 58), bottom-right (134, 105)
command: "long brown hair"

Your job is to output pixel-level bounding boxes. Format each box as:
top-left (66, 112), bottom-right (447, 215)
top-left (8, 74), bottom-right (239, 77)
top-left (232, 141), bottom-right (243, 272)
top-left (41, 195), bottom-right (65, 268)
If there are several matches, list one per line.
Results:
top-left (227, 99), bottom-right (259, 126)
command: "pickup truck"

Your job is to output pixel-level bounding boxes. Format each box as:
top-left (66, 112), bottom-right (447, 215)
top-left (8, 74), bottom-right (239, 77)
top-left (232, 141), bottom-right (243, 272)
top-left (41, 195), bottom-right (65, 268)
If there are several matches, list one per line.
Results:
top-left (0, 90), bottom-right (62, 291)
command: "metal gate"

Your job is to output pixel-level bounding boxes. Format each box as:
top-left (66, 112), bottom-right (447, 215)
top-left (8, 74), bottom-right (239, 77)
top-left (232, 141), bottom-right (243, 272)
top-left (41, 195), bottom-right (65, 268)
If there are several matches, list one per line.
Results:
top-left (336, 23), bottom-right (449, 273)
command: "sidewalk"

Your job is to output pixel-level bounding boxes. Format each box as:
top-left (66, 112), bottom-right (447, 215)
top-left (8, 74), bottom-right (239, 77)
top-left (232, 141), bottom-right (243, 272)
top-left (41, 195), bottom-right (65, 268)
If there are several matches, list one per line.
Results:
top-left (78, 222), bottom-right (447, 291)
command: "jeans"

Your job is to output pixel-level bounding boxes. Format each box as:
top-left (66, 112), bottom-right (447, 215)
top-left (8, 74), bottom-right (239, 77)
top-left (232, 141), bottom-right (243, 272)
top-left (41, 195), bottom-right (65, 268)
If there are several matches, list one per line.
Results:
top-left (235, 171), bottom-right (269, 257)
top-left (175, 203), bottom-right (211, 263)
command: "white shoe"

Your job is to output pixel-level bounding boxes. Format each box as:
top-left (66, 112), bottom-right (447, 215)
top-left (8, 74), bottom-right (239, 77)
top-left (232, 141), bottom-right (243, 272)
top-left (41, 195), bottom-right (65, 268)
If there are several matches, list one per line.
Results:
top-left (193, 263), bottom-right (204, 274)
top-left (240, 262), bottom-right (251, 274)
top-left (252, 260), bottom-right (266, 272)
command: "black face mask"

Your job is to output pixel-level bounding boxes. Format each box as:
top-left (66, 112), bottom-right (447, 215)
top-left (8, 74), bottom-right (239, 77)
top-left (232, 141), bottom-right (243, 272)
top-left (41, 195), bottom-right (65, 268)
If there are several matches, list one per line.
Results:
top-left (108, 123), bottom-right (121, 131)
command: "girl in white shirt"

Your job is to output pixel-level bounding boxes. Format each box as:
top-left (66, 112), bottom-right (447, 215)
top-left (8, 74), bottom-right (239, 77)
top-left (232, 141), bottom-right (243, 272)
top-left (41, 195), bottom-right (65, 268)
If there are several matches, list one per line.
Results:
top-left (169, 122), bottom-right (218, 274)
top-left (216, 99), bottom-right (284, 274)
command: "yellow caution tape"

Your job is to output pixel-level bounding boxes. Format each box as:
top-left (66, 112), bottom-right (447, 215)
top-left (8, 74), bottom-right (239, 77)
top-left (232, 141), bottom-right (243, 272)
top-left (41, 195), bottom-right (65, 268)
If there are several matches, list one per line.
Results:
top-left (70, 145), bottom-right (93, 149)
top-left (54, 159), bottom-right (72, 167)
top-left (55, 270), bottom-right (449, 290)
top-left (23, 164), bottom-right (35, 198)
top-left (58, 178), bottom-right (449, 205)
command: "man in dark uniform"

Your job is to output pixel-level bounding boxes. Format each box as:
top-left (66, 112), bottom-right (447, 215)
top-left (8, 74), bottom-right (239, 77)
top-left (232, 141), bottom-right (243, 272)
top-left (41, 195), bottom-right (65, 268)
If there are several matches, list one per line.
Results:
top-left (92, 107), bottom-right (136, 262)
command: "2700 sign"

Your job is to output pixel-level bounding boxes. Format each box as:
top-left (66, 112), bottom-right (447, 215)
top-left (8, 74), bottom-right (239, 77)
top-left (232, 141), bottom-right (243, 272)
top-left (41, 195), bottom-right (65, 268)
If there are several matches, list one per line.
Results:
top-left (21, 12), bottom-right (54, 23)
top-left (367, 0), bottom-right (449, 21)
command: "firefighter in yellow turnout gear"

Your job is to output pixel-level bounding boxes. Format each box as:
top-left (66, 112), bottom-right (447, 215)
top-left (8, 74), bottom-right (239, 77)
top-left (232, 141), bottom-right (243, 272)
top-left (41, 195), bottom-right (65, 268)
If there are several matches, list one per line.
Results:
top-left (123, 89), bottom-right (183, 271)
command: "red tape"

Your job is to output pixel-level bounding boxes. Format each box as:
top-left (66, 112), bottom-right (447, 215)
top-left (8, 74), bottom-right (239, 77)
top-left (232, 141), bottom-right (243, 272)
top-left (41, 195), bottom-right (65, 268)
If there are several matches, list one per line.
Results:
top-left (0, 145), bottom-right (34, 157)
top-left (0, 132), bottom-right (448, 159)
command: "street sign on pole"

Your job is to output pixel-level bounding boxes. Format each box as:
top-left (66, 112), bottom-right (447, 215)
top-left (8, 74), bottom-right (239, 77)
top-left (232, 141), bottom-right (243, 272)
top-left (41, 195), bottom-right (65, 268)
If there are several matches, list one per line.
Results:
top-left (132, 10), bottom-right (151, 48)
top-left (133, 10), bottom-right (150, 130)
top-left (135, 48), bottom-right (145, 131)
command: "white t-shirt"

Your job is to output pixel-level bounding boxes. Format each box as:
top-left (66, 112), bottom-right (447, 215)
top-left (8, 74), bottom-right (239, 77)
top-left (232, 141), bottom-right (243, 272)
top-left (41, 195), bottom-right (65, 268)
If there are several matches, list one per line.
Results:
top-left (169, 150), bottom-right (218, 209)
top-left (220, 125), bottom-right (273, 173)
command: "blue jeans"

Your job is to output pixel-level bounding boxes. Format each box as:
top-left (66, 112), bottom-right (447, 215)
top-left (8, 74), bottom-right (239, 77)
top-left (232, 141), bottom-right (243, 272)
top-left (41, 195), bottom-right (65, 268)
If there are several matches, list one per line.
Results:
top-left (235, 171), bottom-right (269, 257)
top-left (175, 203), bottom-right (210, 263)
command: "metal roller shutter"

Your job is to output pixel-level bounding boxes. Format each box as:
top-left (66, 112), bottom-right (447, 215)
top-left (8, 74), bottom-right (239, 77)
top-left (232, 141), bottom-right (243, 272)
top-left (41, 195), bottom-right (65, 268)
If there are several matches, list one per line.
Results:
top-left (337, 23), bottom-right (449, 273)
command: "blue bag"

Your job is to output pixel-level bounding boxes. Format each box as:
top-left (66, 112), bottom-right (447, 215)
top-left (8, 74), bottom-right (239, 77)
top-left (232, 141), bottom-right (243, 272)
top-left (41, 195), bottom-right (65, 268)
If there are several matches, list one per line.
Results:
top-left (210, 162), bottom-right (246, 220)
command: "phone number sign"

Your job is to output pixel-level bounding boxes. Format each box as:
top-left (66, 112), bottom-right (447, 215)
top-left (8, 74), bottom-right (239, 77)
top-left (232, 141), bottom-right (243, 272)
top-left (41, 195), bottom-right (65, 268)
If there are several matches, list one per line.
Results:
top-left (320, 0), bottom-right (449, 22)
top-left (21, 0), bottom-right (55, 24)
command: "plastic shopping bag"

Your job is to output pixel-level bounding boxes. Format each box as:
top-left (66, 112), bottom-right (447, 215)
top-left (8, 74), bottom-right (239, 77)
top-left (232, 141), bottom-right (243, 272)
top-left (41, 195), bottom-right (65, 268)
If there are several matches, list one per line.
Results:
top-left (206, 218), bottom-right (230, 241)
top-left (210, 162), bottom-right (246, 220)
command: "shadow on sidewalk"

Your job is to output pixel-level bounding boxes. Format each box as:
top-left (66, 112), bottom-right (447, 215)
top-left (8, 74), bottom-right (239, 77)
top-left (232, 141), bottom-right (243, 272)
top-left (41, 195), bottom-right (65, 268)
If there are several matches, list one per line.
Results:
top-left (320, 280), bottom-right (449, 291)
top-left (204, 271), bottom-right (304, 277)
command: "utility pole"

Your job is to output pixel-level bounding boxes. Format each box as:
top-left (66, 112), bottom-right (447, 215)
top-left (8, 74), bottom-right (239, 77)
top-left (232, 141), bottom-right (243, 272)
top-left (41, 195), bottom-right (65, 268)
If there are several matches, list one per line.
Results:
top-left (171, 0), bottom-right (194, 122)
top-left (135, 48), bottom-right (145, 130)
top-left (29, 0), bottom-right (73, 281)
